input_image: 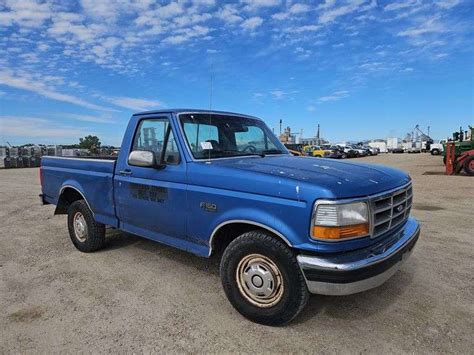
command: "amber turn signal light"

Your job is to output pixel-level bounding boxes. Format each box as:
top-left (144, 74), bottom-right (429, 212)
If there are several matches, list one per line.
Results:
top-left (311, 223), bottom-right (369, 240)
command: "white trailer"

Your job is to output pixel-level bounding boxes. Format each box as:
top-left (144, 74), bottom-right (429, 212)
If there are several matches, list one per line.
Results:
top-left (368, 141), bottom-right (387, 153)
top-left (386, 137), bottom-right (400, 151)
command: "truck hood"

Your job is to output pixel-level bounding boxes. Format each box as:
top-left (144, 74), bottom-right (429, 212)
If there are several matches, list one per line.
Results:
top-left (190, 155), bottom-right (411, 200)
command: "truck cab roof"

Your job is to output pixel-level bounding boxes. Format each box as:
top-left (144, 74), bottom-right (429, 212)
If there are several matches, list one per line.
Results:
top-left (132, 108), bottom-right (260, 120)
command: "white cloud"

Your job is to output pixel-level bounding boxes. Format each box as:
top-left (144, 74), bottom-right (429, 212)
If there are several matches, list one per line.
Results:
top-left (0, 0), bottom-right (53, 28)
top-left (270, 89), bottom-right (298, 99)
top-left (0, 70), bottom-right (114, 111)
top-left (272, 12), bottom-right (290, 20)
top-left (283, 25), bottom-right (320, 33)
top-left (397, 17), bottom-right (447, 37)
top-left (434, 53), bottom-right (448, 59)
top-left (102, 96), bottom-right (163, 111)
top-left (63, 113), bottom-right (115, 123)
top-left (0, 116), bottom-right (85, 139)
top-left (317, 0), bottom-right (336, 10)
top-left (294, 46), bottom-right (312, 59)
top-left (37, 43), bottom-right (50, 51)
top-left (241, 17), bottom-right (263, 30)
top-left (318, 0), bottom-right (366, 24)
top-left (359, 61), bottom-right (387, 71)
top-left (163, 25), bottom-right (211, 44)
top-left (193, 0), bottom-right (216, 5)
top-left (384, 0), bottom-right (420, 12)
top-left (272, 3), bottom-right (311, 20)
top-left (271, 90), bottom-right (286, 99)
top-left (174, 13), bottom-right (212, 27)
top-left (318, 90), bottom-right (349, 103)
top-left (435, 0), bottom-right (460, 9)
top-left (216, 4), bottom-right (243, 23)
top-left (289, 3), bottom-right (311, 14)
top-left (241, 0), bottom-right (280, 11)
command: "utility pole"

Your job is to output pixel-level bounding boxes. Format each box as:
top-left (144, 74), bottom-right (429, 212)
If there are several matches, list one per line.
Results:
top-left (279, 119), bottom-right (282, 135)
top-left (316, 124), bottom-right (320, 145)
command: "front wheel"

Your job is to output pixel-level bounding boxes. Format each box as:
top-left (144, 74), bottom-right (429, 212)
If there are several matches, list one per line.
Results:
top-left (431, 149), bottom-right (440, 155)
top-left (220, 231), bottom-right (309, 326)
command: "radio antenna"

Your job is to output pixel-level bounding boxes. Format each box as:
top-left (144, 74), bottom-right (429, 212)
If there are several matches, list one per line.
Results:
top-left (207, 57), bottom-right (213, 162)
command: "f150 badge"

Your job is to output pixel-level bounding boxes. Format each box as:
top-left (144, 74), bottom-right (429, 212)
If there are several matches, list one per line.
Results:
top-left (200, 202), bottom-right (217, 212)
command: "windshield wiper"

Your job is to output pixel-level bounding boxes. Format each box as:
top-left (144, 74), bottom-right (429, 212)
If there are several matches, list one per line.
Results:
top-left (262, 149), bottom-right (283, 155)
top-left (221, 150), bottom-right (265, 158)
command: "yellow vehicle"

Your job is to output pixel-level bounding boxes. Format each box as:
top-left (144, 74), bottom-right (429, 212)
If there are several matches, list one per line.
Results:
top-left (284, 144), bottom-right (304, 156)
top-left (303, 145), bottom-right (328, 157)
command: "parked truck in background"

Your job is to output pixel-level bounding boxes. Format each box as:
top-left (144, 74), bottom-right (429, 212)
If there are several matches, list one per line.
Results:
top-left (430, 141), bottom-right (444, 155)
top-left (40, 109), bottom-right (420, 325)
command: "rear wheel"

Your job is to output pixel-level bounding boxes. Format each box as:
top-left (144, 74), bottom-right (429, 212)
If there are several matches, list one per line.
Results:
top-left (67, 200), bottom-right (105, 252)
top-left (220, 231), bottom-right (309, 326)
top-left (463, 156), bottom-right (474, 176)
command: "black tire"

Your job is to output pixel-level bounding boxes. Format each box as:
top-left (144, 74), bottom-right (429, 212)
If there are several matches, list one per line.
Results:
top-left (463, 156), bottom-right (474, 176)
top-left (220, 231), bottom-right (309, 326)
top-left (341, 153), bottom-right (347, 159)
top-left (67, 200), bottom-right (105, 252)
top-left (431, 149), bottom-right (440, 156)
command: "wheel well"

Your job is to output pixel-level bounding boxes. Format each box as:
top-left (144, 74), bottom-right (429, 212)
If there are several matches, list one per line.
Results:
top-left (210, 222), bottom-right (291, 257)
top-left (54, 187), bottom-right (85, 215)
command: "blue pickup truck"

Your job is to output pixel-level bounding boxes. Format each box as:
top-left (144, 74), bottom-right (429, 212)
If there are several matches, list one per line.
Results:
top-left (40, 109), bottom-right (420, 325)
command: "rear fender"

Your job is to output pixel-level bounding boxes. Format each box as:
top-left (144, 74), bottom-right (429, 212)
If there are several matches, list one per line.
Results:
top-left (55, 181), bottom-right (92, 215)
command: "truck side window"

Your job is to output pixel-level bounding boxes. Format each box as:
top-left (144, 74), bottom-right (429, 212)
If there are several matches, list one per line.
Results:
top-left (133, 119), bottom-right (180, 164)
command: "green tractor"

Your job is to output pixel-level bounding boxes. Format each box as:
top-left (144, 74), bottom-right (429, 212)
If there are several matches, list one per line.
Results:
top-left (442, 125), bottom-right (474, 176)
top-left (442, 126), bottom-right (474, 163)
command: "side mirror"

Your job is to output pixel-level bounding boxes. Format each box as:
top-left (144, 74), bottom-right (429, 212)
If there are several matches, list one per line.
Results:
top-left (128, 150), bottom-right (165, 169)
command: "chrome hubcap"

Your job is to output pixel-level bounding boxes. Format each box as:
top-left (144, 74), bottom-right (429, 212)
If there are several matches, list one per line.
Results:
top-left (236, 254), bottom-right (284, 308)
top-left (73, 212), bottom-right (87, 242)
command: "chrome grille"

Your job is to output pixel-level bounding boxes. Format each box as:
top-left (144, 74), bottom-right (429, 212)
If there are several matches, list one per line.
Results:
top-left (371, 184), bottom-right (413, 238)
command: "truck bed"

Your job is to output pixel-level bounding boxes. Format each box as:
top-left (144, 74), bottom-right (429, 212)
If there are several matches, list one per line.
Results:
top-left (41, 156), bottom-right (118, 227)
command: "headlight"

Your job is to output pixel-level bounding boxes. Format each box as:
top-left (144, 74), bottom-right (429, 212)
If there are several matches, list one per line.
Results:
top-left (311, 201), bottom-right (369, 240)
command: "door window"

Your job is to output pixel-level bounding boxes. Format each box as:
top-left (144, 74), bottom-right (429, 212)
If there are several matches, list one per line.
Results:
top-left (133, 118), bottom-right (180, 164)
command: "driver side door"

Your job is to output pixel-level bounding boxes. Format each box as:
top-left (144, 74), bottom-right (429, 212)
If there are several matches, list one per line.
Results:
top-left (115, 116), bottom-right (187, 241)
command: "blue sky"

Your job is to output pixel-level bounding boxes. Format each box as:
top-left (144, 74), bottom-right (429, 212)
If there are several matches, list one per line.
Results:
top-left (0, 0), bottom-right (473, 146)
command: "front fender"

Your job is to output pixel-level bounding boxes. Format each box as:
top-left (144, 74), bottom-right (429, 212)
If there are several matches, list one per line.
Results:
top-left (208, 206), bottom-right (300, 251)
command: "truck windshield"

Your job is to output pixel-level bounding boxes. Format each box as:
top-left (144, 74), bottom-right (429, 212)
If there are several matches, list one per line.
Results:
top-left (179, 113), bottom-right (287, 159)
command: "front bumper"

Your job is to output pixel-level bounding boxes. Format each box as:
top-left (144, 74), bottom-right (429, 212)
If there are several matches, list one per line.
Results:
top-left (297, 217), bottom-right (420, 296)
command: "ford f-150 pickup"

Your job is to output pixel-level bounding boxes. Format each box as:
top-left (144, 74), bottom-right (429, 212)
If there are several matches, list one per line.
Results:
top-left (40, 109), bottom-right (420, 325)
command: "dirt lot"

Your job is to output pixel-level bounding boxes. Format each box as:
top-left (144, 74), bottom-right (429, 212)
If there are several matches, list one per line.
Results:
top-left (1, 153), bottom-right (473, 353)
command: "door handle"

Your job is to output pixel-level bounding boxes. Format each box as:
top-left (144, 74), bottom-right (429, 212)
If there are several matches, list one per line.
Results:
top-left (119, 169), bottom-right (132, 176)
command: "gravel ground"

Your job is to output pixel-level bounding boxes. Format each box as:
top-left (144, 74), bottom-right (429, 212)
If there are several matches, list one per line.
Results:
top-left (1, 153), bottom-right (473, 353)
